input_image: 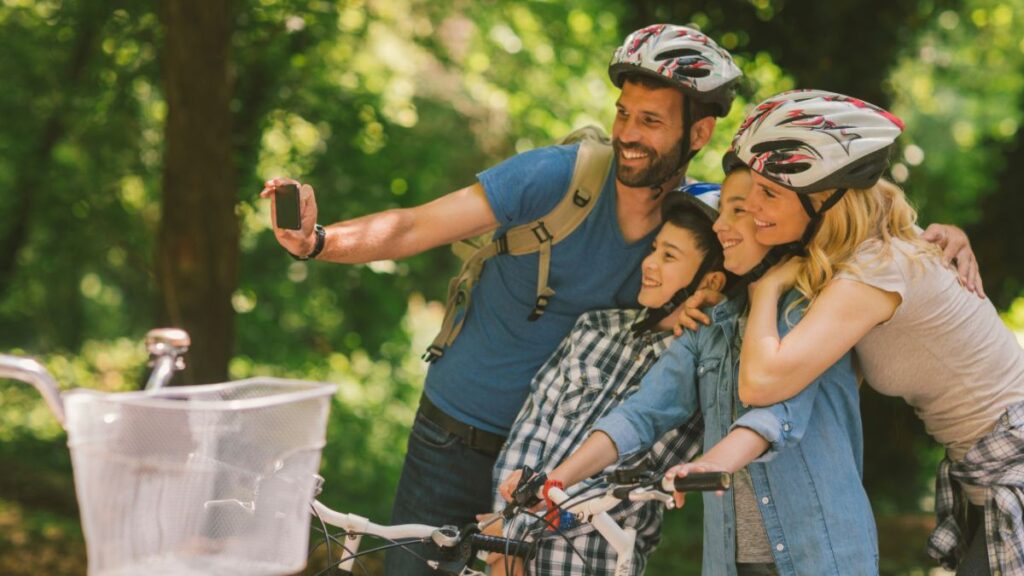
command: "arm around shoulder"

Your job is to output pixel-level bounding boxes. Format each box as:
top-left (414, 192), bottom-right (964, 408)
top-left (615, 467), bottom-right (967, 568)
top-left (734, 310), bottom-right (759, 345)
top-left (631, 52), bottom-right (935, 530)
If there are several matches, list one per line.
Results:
top-left (738, 280), bottom-right (897, 406)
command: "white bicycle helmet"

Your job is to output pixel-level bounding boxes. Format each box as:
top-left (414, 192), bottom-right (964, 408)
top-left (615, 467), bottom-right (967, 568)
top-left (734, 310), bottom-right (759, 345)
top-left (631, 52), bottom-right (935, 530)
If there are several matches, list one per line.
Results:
top-left (724, 89), bottom-right (905, 194)
top-left (609, 24), bottom-right (742, 118)
top-left (723, 89), bottom-right (905, 245)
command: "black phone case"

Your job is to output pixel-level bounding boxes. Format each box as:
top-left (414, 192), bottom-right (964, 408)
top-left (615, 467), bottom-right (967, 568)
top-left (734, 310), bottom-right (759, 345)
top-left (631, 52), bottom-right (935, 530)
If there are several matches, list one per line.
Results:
top-left (275, 184), bottom-right (302, 230)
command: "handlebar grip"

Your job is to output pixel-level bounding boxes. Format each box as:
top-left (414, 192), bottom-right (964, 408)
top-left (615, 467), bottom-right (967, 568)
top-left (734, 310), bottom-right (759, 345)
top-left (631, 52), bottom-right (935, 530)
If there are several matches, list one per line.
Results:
top-left (663, 471), bottom-right (731, 492)
top-left (469, 534), bottom-right (535, 560)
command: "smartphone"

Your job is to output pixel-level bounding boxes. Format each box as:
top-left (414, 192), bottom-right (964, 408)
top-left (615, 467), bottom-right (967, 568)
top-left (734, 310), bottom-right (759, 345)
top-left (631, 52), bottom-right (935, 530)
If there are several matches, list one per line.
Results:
top-left (275, 184), bottom-right (302, 230)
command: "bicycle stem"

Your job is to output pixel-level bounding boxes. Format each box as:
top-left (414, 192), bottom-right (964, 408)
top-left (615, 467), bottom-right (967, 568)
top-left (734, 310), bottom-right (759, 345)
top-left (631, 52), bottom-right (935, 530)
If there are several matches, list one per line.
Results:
top-left (144, 328), bottom-right (191, 391)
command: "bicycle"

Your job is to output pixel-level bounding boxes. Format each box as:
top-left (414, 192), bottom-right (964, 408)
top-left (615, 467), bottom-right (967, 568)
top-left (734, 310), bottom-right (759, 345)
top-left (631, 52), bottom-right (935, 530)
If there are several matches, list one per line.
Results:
top-left (2, 329), bottom-right (336, 576)
top-left (2, 329), bottom-right (731, 576)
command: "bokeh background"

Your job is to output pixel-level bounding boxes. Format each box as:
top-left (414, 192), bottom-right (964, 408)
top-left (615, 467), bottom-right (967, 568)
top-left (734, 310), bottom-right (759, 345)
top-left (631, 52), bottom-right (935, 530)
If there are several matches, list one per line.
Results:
top-left (1, 0), bottom-right (1023, 574)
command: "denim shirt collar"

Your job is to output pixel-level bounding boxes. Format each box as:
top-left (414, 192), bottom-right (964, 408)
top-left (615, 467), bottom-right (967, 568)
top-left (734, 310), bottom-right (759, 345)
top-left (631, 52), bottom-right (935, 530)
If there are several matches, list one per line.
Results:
top-left (709, 296), bottom-right (746, 340)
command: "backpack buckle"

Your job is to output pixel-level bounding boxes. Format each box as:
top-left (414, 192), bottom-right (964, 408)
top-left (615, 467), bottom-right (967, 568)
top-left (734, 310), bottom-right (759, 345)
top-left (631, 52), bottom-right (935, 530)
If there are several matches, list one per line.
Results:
top-left (422, 345), bottom-right (444, 363)
top-left (531, 222), bottom-right (552, 244)
top-left (527, 295), bottom-right (550, 321)
top-left (572, 189), bottom-right (591, 207)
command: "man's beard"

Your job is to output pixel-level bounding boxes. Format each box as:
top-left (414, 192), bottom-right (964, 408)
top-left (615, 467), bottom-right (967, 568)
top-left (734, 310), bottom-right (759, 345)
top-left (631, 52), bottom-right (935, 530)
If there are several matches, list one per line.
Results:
top-left (613, 138), bottom-right (686, 188)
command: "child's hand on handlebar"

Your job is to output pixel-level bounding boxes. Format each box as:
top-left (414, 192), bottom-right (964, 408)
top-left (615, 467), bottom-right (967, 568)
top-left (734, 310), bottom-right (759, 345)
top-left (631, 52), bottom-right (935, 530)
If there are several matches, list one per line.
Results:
top-left (475, 515), bottom-right (525, 576)
top-left (499, 468), bottom-right (546, 511)
top-left (665, 461), bottom-right (728, 508)
top-left (498, 469), bottom-right (524, 503)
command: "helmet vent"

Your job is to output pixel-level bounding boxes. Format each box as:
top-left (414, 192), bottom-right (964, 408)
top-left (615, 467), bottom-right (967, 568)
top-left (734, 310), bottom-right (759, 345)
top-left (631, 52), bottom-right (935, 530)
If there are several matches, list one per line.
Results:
top-left (655, 48), bottom-right (701, 61)
top-left (769, 161), bottom-right (811, 174)
top-left (675, 64), bottom-right (711, 78)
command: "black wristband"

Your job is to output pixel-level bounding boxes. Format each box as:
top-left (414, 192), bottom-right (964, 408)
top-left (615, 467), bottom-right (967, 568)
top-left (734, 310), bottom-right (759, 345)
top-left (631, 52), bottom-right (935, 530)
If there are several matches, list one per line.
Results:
top-left (289, 224), bottom-right (326, 261)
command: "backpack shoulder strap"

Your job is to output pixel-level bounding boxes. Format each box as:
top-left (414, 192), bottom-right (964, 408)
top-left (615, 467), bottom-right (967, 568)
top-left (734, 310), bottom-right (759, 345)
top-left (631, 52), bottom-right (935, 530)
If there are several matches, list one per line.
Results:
top-left (500, 138), bottom-right (613, 319)
top-left (423, 138), bottom-right (614, 362)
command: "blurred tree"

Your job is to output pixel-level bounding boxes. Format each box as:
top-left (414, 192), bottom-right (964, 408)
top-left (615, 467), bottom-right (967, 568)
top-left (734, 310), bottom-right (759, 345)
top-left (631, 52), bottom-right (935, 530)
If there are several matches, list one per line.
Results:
top-left (158, 0), bottom-right (237, 383)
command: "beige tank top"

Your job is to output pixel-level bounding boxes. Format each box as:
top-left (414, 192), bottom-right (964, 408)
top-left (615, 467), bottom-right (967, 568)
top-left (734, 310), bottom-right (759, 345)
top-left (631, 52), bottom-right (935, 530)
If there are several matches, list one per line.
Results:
top-left (836, 237), bottom-right (1024, 505)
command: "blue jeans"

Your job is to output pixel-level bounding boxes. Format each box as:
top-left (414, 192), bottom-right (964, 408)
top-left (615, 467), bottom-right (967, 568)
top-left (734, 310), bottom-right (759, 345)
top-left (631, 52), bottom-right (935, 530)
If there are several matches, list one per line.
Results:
top-left (385, 411), bottom-right (499, 575)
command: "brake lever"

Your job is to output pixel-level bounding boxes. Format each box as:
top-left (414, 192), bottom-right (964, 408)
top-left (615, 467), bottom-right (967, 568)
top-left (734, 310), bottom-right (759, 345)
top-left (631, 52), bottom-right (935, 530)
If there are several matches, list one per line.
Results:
top-left (503, 466), bottom-right (546, 519)
top-left (607, 458), bottom-right (655, 485)
top-left (611, 484), bottom-right (677, 508)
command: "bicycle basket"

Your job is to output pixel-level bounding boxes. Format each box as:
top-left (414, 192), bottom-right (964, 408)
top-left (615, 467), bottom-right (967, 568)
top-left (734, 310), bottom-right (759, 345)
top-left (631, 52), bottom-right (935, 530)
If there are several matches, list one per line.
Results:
top-left (62, 377), bottom-right (336, 576)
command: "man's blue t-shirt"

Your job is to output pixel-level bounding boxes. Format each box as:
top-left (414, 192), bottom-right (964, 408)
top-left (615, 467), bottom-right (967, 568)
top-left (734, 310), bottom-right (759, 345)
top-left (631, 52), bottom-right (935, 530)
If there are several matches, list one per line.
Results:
top-left (423, 143), bottom-right (659, 435)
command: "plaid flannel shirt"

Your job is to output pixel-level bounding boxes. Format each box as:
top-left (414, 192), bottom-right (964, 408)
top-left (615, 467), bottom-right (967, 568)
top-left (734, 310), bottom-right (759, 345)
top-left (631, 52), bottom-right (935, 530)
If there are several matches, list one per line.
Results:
top-left (492, 309), bottom-right (704, 576)
top-left (928, 400), bottom-right (1024, 575)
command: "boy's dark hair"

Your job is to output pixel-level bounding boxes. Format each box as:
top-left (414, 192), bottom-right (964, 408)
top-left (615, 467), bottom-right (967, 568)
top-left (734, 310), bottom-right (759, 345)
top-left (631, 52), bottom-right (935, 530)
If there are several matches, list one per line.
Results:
top-left (661, 200), bottom-right (725, 277)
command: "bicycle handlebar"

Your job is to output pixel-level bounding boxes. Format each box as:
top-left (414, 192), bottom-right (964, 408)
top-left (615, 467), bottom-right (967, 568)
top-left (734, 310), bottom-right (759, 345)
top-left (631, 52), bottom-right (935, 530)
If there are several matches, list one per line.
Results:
top-left (467, 532), bottom-right (535, 559)
top-left (663, 471), bottom-right (732, 493)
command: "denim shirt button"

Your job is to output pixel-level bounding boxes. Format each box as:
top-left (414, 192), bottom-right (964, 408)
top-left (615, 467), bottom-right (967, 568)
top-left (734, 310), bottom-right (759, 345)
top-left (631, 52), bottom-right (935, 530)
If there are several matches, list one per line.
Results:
top-left (761, 496), bottom-right (769, 505)
top-left (783, 423), bottom-right (791, 432)
top-left (775, 543), bottom-right (785, 552)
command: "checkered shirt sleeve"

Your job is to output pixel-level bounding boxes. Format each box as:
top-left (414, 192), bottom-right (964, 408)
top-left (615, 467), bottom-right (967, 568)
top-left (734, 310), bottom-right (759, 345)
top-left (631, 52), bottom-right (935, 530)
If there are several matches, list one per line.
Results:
top-left (928, 400), bottom-right (1024, 575)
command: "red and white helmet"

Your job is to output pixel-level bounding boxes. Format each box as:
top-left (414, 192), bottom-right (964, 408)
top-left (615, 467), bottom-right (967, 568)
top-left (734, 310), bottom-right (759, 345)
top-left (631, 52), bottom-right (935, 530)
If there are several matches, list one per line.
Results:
top-left (724, 89), bottom-right (905, 194)
top-left (609, 24), bottom-right (742, 117)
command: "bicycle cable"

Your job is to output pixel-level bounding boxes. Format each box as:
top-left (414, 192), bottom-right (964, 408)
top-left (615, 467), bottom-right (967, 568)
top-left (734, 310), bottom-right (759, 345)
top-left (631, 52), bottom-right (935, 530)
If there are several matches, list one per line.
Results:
top-left (312, 537), bottom-right (432, 576)
top-left (308, 528), bottom-right (373, 576)
top-left (513, 508), bottom-right (598, 576)
top-left (309, 503), bottom-right (339, 574)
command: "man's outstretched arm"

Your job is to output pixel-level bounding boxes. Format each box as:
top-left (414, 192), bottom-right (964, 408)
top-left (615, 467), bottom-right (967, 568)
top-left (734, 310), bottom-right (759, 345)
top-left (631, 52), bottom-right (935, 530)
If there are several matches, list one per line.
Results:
top-left (261, 178), bottom-right (499, 263)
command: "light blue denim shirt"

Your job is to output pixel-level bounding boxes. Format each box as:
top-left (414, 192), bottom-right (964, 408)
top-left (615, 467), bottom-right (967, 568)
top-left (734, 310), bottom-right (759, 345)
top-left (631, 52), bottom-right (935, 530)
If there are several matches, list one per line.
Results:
top-left (594, 291), bottom-right (878, 575)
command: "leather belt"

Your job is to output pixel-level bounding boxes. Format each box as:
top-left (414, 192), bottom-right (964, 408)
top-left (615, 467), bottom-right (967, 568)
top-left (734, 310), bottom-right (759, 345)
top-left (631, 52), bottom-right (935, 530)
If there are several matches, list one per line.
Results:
top-left (418, 394), bottom-right (506, 457)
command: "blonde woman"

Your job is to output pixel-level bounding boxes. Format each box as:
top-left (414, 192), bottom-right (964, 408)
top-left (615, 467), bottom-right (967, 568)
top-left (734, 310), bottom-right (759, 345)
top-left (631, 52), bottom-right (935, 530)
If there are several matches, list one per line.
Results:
top-left (727, 89), bottom-right (1024, 575)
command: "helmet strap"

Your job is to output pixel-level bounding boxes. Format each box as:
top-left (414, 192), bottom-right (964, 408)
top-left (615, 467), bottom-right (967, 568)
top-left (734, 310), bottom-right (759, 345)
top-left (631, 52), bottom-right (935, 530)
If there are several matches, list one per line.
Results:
top-left (631, 253), bottom-right (716, 336)
top-left (724, 242), bottom-right (802, 301)
top-left (798, 188), bottom-right (847, 246)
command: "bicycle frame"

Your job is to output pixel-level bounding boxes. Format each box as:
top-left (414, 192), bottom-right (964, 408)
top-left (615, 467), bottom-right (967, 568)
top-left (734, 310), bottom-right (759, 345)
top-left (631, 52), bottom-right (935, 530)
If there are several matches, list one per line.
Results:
top-left (310, 495), bottom-right (538, 576)
top-left (524, 482), bottom-right (676, 575)
top-left (311, 500), bottom-right (437, 573)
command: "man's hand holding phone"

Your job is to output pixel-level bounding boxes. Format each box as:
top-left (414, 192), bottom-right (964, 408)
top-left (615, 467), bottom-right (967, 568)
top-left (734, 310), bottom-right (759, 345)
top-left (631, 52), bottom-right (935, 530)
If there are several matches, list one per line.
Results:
top-left (260, 177), bottom-right (319, 257)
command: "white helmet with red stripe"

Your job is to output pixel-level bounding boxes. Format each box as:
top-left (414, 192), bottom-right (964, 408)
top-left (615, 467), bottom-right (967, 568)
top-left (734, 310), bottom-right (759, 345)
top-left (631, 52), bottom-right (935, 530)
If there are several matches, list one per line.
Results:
top-left (724, 89), bottom-right (905, 195)
top-left (609, 24), bottom-right (741, 118)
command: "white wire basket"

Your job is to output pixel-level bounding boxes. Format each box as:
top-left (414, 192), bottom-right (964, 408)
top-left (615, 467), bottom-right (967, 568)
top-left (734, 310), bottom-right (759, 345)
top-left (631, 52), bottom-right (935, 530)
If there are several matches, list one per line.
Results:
top-left (61, 378), bottom-right (336, 576)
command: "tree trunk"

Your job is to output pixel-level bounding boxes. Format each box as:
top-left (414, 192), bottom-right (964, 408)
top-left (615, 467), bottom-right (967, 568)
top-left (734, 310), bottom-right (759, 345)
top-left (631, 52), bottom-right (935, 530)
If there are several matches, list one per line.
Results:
top-left (158, 0), bottom-right (237, 384)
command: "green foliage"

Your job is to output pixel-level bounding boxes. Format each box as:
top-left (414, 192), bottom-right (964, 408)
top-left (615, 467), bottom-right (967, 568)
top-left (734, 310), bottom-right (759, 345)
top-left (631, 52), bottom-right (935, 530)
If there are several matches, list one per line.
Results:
top-left (889, 0), bottom-right (1024, 224)
top-left (2, 1), bottom-right (1023, 574)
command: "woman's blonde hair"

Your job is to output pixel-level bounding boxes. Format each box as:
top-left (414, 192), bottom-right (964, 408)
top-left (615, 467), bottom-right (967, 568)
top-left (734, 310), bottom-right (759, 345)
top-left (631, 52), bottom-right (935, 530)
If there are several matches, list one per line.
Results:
top-left (792, 178), bottom-right (940, 305)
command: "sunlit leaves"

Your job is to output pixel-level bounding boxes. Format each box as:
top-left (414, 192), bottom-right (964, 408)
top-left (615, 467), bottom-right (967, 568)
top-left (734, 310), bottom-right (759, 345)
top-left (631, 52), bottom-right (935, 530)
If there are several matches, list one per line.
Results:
top-left (890, 0), bottom-right (1024, 221)
top-left (1003, 296), bottom-right (1024, 346)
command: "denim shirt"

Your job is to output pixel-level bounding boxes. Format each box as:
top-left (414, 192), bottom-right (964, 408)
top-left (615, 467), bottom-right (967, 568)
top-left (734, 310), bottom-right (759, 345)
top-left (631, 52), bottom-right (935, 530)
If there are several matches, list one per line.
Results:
top-left (595, 292), bottom-right (878, 576)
